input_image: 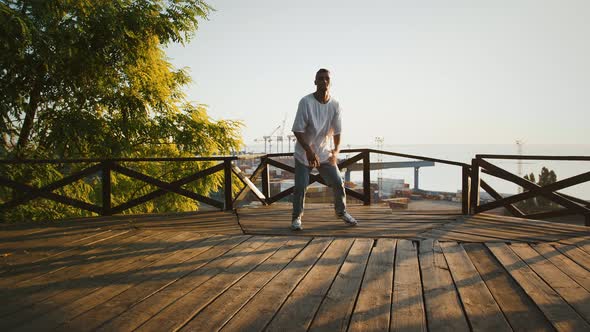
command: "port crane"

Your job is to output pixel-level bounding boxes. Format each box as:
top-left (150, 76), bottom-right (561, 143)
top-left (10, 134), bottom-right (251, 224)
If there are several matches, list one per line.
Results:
top-left (253, 125), bottom-right (280, 153)
top-left (255, 114), bottom-right (296, 153)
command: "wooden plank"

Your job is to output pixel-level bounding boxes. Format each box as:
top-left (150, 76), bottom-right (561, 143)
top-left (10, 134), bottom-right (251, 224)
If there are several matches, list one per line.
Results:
top-left (0, 228), bottom-right (118, 271)
top-left (32, 233), bottom-right (227, 332)
top-left (231, 164), bottom-right (266, 204)
top-left (241, 220), bottom-right (446, 228)
top-left (136, 237), bottom-right (290, 332)
top-left (308, 239), bottom-right (373, 332)
top-left (486, 242), bottom-right (590, 331)
top-left (480, 178), bottom-right (524, 217)
top-left (243, 223), bottom-right (439, 234)
top-left (451, 222), bottom-right (567, 242)
top-left (0, 175), bottom-right (102, 214)
top-left (464, 221), bottom-right (589, 241)
top-left (469, 158), bottom-right (481, 214)
top-left (445, 225), bottom-right (546, 242)
top-left (110, 163), bottom-right (226, 213)
top-left (337, 151), bottom-right (364, 169)
top-left (510, 243), bottom-right (590, 322)
top-left (180, 238), bottom-right (311, 331)
top-left (223, 159), bottom-right (233, 210)
top-left (477, 158), bottom-right (590, 215)
top-left (111, 163), bottom-right (225, 210)
top-left (72, 238), bottom-right (287, 331)
top-left (0, 229), bottom-right (121, 280)
top-left (462, 165), bottom-right (471, 214)
top-left (440, 241), bottom-right (512, 332)
top-left (445, 223), bottom-right (543, 240)
top-left (0, 226), bottom-right (105, 250)
top-left (265, 238), bottom-right (354, 331)
top-left (0, 230), bottom-right (187, 330)
top-left (533, 243), bottom-right (590, 292)
top-left (91, 234), bottom-right (255, 332)
top-left (395, 211), bottom-right (462, 216)
top-left (419, 240), bottom-right (470, 332)
top-left (391, 239), bottom-right (427, 332)
top-left (241, 219), bottom-right (445, 228)
top-left (477, 170), bottom-right (590, 215)
top-left (455, 223), bottom-right (564, 242)
top-left (465, 217), bottom-right (587, 239)
top-left (29, 210), bottom-right (242, 236)
top-left (0, 225), bottom-right (56, 240)
top-left (476, 154), bottom-right (590, 161)
top-left (555, 236), bottom-right (590, 251)
top-left (0, 230), bottom-right (133, 286)
top-left (349, 238), bottom-right (396, 331)
top-left (476, 213), bottom-right (590, 232)
top-left (0, 230), bottom-right (139, 287)
top-left (464, 216), bottom-right (584, 235)
top-left (423, 228), bottom-right (509, 243)
top-left (241, 222), bottom-right (439, 239)
top-left (464, 243), bottom-right (554, 331)
top-left (219, 237), bottom-right (333, 331)
top-left (554, 244), bottom-right (590, 271)
top-left (0, 229), bottom-right (158, 319)
top-left (363, 150), bottom-right (371, 205)
top-left (101, 161), bottom-right (112, 215)
top-left (266, 186), bottom-right (295, 204)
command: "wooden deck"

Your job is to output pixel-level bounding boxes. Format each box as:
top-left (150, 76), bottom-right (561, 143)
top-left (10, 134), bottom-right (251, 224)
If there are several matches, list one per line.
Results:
top-left (239, 204), bottom-right (590, 244)
top-left (1, 205), bottom-right (590, 331)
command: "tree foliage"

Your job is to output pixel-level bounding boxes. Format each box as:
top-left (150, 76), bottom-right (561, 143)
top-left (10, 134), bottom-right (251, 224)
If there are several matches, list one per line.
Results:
top-left (518, 167), bottom-right (558, 213)
top-left (0, 1), bottom-right (243, 222)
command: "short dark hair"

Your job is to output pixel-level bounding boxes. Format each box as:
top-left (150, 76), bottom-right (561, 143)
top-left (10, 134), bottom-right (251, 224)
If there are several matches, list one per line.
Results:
top-left (316, 68), bottom-right (330, 78)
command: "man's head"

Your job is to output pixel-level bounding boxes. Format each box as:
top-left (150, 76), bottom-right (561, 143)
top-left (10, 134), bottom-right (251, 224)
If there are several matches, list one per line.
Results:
top-left (314, 68), bottom-right (331, 92)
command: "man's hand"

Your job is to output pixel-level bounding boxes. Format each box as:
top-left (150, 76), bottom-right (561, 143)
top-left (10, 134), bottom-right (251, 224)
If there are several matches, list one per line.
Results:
top-left (328, 149), bottom-right (339, 166)
top-left (306, 148), bottom-right (320, 168)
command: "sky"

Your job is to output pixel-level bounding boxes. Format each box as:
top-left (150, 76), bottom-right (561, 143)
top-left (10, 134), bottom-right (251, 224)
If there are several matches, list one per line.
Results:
top-left (165, 0), bottom-right (590, 148)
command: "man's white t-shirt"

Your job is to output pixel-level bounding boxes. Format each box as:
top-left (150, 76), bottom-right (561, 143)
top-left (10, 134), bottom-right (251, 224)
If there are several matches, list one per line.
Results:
top-left (292, 93), bottom-right (342, 166)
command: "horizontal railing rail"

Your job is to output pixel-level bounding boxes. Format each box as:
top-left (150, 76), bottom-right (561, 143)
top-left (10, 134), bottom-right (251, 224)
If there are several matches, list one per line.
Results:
top-left (2, 149), bottom-right (458, 218)
top-left (0, 154), bottom-right (266, 164)
top-left (2, 150), bottom-right (588, 226)
top-left (470, 154), bottom-right (590, 225)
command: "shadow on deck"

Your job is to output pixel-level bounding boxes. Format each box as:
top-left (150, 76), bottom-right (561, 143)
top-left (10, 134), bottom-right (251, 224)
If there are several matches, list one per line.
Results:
top-left (1, 204), bottom-right (589, 331)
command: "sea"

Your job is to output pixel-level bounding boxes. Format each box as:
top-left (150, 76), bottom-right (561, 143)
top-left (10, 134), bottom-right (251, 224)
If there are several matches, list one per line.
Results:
top-left (244, 143), bottom-right (590, 200)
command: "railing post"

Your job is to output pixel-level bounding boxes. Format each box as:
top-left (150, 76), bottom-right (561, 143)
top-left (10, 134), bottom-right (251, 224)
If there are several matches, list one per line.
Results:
top-left (461, 165), bottom-right (471, 215)
top-left (261, 157), bottom-right (270, 203)
top-left (469, 158), bottom-right (480, 214)
top-left (101, 161), bottom-right (112, 216)
top-left (363, 150), bottom-right (371, 205)
top-left (223, 159), bottom-right (233, 211)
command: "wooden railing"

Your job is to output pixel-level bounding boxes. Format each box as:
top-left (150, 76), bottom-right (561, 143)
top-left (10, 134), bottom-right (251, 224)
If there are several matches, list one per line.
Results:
top-left (237, 149), bottom-right (470, 212)
top-left (0, 149), bottom-right (467, 217)
top-left (2, 151), bottom-right (589, 225)
top-left (0, 156), bottom-right (252, 215)
top-left (469, 154), bottom-right (590, 225)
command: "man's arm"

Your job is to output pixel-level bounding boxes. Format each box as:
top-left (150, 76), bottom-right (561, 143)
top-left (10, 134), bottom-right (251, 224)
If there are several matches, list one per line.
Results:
top-left (329, 134), bottom-right (341, 165)
top-left (333, 134), bottom-right (341, 153)
top-left (294, 132), bottom-right (320, 168)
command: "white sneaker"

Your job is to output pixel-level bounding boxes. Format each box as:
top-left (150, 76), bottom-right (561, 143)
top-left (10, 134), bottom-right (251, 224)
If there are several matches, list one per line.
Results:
top-left (291, 217), bottom-right (303, 231)
top-left (340, 212), bottom-right (358, 226)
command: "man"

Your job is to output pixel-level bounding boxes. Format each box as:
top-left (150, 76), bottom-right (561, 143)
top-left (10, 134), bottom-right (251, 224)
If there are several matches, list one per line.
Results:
top-left (290, 68), bottom-right (358, 231)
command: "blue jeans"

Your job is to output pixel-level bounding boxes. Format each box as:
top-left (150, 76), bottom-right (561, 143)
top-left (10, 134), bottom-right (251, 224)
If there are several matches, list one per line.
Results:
top-left (292, 159), bottom-right (347, 220)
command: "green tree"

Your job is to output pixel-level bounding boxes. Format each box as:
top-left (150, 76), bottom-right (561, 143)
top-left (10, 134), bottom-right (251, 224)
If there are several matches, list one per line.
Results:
top-left (538, 167), bottom-right (557, 186)
top-left (536, 167), bottom-right (558, 209)
top-left (0, 1), bottom-right (243, 222)
top-left (518, 167), bottom-right (558, 213)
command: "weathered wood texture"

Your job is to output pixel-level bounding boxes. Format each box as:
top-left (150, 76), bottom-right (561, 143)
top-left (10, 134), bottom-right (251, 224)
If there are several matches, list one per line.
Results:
top-left (238, 205), bottom-right (590, 243)
top-left (238, 204), bottom-right (462, 239)
top-left (1, 205), bottom-right (589, 331)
